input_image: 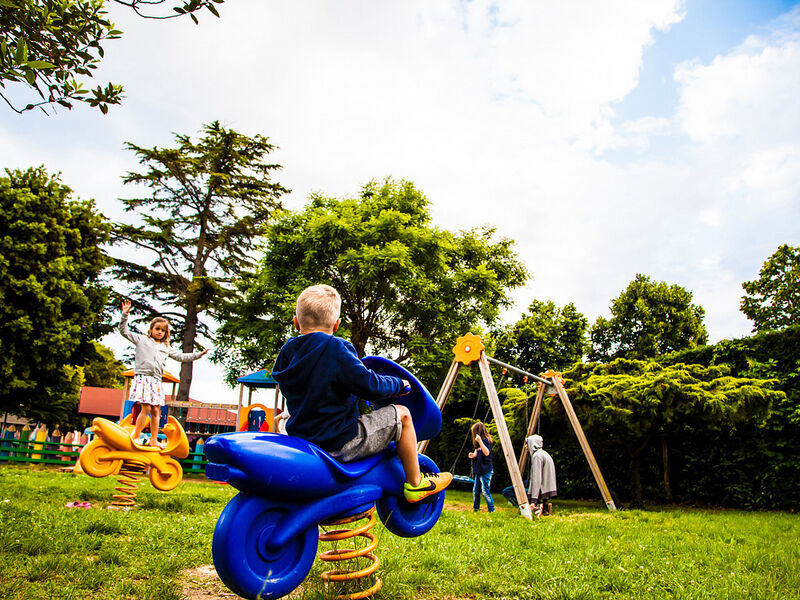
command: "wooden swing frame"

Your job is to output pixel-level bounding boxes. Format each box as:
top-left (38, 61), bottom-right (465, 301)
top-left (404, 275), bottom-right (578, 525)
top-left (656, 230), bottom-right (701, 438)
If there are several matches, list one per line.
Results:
top-left (419, 333), bottom-right (616, 519)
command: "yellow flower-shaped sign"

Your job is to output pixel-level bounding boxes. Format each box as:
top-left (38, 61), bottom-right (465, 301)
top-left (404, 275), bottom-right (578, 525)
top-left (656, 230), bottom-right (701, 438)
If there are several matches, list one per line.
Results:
top-left (541, 369), bottom-right (564, 396)
top-left (541, 369), bottom-right (564, 386)
top-left (452, 332), bottom-right (484, 365)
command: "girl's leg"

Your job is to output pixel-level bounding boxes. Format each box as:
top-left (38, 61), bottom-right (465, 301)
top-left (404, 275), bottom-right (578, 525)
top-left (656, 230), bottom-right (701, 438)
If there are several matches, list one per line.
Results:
top-left (149, 405), bottom-right (161, 447)
top-left (132, 404), bottom-right (151, 441)
top-left (472, 474), bottom-right (481, 510)
top-left (481, 471), bottom-right (495, 512)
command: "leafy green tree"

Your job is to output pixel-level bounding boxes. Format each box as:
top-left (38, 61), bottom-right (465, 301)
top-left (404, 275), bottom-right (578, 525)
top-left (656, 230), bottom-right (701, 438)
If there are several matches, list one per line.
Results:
top-left (662, 324), bottom-right (800, 509)
top-left (563, 359), bottom-right (782, 507)
top-left (215, 177), bottom-right (528, 391)
top-left (0, 167), bottom-right (110, 426)
top-left (112, 121), bottom-right (287, 403)
top-left (741, 244), bottom-right (800, 333)
top-left (0, 0), bottom-right (223, 114)
top-left (495, 299), bottom-right (588, 374)
top-left (82, 342), bottom-right (124, 388)
top-left (589, 274), bottom-right (708, 362)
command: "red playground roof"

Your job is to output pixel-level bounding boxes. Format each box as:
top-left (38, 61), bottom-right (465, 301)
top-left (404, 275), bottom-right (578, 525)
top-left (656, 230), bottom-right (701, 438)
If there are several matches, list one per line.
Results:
top-left (78, 387), bottom-right (197, 416)
top-left (79, 387), bottom-right (124, 417)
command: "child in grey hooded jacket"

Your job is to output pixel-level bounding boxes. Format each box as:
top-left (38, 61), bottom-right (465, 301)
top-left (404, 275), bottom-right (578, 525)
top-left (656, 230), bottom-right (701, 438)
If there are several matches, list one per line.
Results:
top-left (526, 434), bottom-right (557, 515)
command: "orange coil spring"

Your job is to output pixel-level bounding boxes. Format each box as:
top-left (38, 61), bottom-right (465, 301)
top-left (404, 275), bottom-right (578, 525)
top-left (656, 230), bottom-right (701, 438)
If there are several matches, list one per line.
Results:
top-left (112, 459), bottom-right (147, 507)
top-left (318, 506), bottom-right (382, 600)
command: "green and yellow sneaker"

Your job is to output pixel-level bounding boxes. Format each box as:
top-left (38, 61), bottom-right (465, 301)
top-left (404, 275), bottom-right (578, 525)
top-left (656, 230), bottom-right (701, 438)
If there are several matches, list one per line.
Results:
top-left (403, 472), bottom-right (453, 503)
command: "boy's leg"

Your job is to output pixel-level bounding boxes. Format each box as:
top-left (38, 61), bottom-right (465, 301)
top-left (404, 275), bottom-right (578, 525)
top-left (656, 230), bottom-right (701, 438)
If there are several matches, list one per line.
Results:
top-left (331, 403), bottom-right (452, 504)
top-left (394, 404), bottom-right (453, 503)
top-left (394, 404), bottom-right (421, 487)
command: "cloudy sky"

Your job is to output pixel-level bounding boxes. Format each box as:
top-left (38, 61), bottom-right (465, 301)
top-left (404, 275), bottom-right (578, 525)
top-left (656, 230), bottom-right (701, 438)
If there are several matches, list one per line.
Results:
top-left (3, 0), bottom-right (799, 404)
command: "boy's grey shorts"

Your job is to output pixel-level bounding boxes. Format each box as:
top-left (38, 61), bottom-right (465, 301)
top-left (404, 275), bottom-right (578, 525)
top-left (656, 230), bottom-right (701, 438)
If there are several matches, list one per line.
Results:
top-left (330, 405), bottom-right (402, 463)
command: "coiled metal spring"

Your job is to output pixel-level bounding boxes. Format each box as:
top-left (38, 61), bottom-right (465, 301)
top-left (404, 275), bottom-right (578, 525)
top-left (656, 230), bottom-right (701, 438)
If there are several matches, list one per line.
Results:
top-left (112, 459), bottom-right (147, 508)
top-left (318, 505), bottom-right (382, 600)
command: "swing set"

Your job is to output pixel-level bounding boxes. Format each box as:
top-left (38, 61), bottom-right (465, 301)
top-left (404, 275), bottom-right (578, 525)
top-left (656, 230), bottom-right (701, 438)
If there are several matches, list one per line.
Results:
top-left (420, 332), bottom-right (617, 519)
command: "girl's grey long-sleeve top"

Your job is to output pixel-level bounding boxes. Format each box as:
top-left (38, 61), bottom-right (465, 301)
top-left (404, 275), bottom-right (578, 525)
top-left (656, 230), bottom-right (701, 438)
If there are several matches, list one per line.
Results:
top-left (119, 313), bottom-right (205, 379)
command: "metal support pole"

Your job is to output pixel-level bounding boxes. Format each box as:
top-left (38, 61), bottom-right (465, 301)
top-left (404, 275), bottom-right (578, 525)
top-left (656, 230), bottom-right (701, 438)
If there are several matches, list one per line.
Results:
top-left (435, 360), bottom-right (461, 410)
top-left (236, 384), bottom-right (244, 431)
top-left (418, 361), bottom-right (461, 455)
top-left (477, 353), bottom-right (531, 519)
top-left (553, 378), bottom-right (617, 511)
top-left (485, 356), bottom-right (551, 386)
top-left (519, 382), bottom-right (546, 474)
top-left (120, 376), bottom-right (131, 421)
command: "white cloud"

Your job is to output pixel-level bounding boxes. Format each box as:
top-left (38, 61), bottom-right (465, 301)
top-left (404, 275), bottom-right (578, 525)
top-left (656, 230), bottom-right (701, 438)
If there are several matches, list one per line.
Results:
top-left (734, 145), bottom-right (800, 208)
top-left (3, 1), bottom-right (799, 398)
top-left (675, 9), bottom-right (800, 146)
top-left (697, 206), bottom-right (722, 227)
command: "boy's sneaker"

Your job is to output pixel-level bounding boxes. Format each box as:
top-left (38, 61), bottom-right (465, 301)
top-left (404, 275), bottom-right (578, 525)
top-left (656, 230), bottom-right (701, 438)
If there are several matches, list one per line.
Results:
top-left (404, 472), bottom-right (453, 503)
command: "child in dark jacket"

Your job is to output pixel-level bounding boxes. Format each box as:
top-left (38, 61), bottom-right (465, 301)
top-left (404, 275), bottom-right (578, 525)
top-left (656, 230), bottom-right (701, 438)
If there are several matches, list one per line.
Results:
top-left (272, 284), bottom-right (452, 503)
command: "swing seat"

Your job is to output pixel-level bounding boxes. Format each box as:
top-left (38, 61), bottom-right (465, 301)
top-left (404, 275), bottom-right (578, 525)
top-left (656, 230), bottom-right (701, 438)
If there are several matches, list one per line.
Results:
top-left (451, 474), bottom-right (474, 485)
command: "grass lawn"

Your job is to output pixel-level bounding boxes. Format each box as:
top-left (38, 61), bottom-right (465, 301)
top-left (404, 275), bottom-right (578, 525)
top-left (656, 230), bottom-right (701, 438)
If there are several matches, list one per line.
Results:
top-left (0, 466), bottom-right (798, 599)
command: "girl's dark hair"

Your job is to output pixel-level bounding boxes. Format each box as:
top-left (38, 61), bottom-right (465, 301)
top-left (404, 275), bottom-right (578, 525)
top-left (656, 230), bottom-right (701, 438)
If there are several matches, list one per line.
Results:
top-left (471, 421), bottom-right (492, 447)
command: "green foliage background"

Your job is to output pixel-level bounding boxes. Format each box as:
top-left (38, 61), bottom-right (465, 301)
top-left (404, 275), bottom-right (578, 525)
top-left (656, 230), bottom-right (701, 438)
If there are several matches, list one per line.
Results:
top-left (215, 178), bottom-right (527, 392)
top-left (0, 167), bottom-right (110, 429)
top-left (496, 325), bottom-right (800, 510)
top-left (659, 324), bottom-right (800, 508)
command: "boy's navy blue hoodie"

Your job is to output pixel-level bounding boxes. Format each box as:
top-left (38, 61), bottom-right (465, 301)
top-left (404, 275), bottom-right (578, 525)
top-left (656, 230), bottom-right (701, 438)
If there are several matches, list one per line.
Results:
top-left (271, 332), bottom-right (404, 453)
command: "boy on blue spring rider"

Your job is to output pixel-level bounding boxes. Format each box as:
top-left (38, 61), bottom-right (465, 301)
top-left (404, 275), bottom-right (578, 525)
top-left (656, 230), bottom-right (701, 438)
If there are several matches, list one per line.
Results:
top-left (272, 284), bottom-right (452, 503)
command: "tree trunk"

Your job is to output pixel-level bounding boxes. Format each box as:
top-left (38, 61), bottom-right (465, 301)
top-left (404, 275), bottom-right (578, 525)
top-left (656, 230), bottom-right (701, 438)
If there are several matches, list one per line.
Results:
top-left (349, 321), bottom-right (368, 358)
top-left (630, 453), bottom-right (645, 509)
top-left (629, 432), bottom-right (653, 509)
top-left (177, 301), bottom-right (199, 404)
top-left (661, 435), bottom-right (674, 504)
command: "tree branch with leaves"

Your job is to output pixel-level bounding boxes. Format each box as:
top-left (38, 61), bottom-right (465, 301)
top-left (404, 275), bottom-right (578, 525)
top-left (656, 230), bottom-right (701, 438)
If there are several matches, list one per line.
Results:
top-left (215, 177), bottom-right (528, 391)
top-left (741, 244), bottom-right (799, 333)
top-left (0, 0), bottom-right (223, 114)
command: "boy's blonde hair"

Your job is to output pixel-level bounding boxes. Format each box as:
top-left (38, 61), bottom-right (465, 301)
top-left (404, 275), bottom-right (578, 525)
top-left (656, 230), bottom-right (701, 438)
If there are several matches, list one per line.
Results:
top-left (296, 285), bottom-right (341, 330)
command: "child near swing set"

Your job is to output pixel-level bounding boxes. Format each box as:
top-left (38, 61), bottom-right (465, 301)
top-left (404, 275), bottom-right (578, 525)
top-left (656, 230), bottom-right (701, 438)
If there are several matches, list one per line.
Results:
top-left (119, 300), bottom-right (209, 447)
top-left (468, 421), bottom-right (495, 512)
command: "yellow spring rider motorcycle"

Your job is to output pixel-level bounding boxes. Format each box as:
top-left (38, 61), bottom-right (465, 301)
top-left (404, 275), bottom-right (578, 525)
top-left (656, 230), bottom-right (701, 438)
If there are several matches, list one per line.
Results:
top-left (79, 414), bottom-right (190, 491)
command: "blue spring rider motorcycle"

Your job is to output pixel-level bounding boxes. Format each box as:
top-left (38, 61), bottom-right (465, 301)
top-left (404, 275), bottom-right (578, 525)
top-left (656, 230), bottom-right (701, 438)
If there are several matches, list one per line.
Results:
top-left (205, 356), bottom-right (446, 600)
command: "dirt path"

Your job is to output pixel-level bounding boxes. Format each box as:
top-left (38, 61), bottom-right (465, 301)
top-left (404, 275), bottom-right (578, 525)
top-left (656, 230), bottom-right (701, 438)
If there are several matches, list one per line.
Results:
top-left (180, 565), bottom-right (238, 600)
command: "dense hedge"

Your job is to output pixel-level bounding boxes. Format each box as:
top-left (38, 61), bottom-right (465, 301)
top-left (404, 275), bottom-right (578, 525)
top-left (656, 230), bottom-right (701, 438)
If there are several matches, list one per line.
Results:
top-left (659, 325), bottom-right (800, 509)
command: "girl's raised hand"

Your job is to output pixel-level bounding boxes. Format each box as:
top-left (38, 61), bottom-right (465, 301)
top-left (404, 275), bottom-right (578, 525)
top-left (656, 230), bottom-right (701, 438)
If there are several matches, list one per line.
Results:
top-left (121, 299), bottom-right (131, 315)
